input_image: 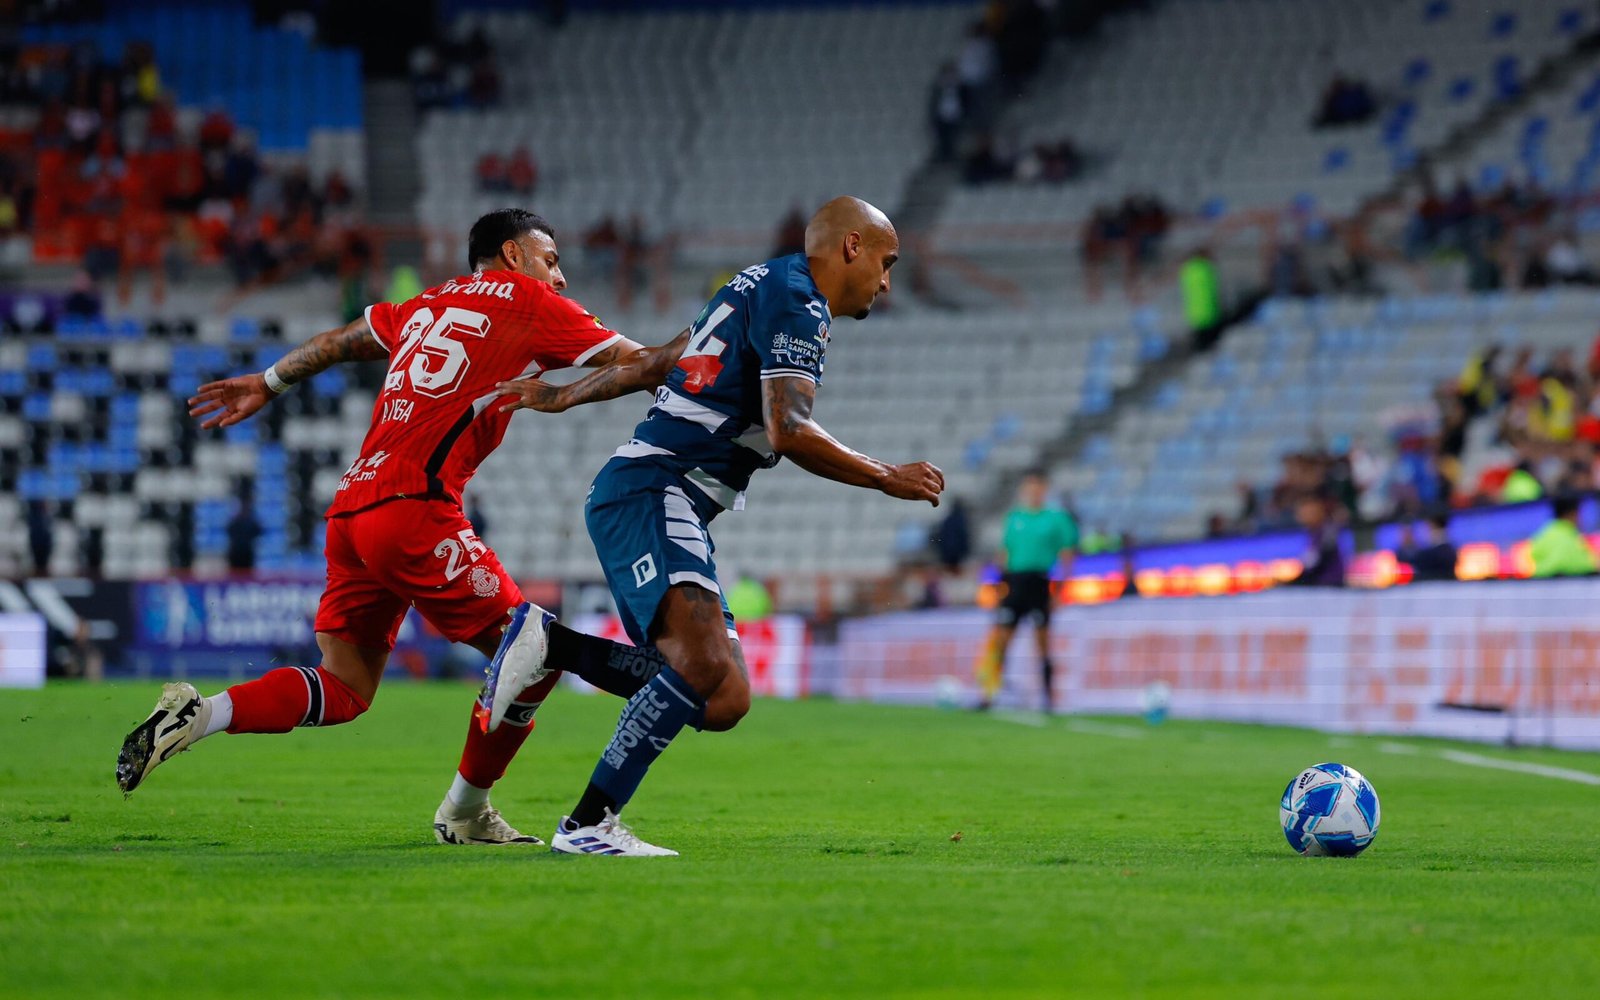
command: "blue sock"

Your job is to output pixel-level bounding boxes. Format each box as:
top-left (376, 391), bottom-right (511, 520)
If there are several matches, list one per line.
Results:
top-left (585, 666), bottom-right (706, 816)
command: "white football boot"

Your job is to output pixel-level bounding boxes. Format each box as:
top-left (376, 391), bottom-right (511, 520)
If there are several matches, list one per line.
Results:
top-left (433, 799), bottom-right (545, 845)
top-left (478, 601), bottom-right (556, 733)
top-left (550, 809), bottom-right (679, 857)
top-left (116, 682), bottom-right (213, 796)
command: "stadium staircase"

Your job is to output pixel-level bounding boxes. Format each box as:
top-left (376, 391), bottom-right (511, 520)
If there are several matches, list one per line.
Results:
top-left (364, 80), bottom-right (425, 263)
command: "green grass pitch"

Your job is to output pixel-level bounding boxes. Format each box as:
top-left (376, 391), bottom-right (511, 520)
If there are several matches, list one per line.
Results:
top-left (3, 682), bottom-right (1598, 998)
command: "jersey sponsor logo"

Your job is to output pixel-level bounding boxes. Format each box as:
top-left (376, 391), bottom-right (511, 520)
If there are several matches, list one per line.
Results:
top-left (468, 565), bottom-right (502, 598)
top-left (336, 450), bottom-right (392, 491)
top-left (602, 687), bottom-right (671, 769)
top-left (724, 263), bottom-right (769, 294)
top-left (770, 329), bottom-right (824, 371)
top-left (423, 274), bottom-right (517, 302)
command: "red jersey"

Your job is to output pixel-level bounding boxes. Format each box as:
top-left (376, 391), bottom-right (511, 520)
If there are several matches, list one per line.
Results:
top-left (325, 270), bottom-right (622, 518)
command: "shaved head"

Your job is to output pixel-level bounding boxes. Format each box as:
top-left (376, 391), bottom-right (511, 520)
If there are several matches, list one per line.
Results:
top-left (804, 196), bottom-right (895, 257)
top-left (804, 196), bottom-right (900, 319)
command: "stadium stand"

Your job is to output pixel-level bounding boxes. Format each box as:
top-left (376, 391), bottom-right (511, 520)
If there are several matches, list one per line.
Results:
top-left (9, 0), bottom-right (1600, 595)
top-left (939, 0), bottom-right (1597, 245)
top-left (1057, 288), bottom-right (1600, 542)
top-left (414, 3), bottom-right (974, 269)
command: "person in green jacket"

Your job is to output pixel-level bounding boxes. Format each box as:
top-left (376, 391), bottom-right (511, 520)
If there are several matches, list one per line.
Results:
top-left (1530, 495), bottom-right (1597, 577)
top-left (974, 469), bottom-right (1078, 712)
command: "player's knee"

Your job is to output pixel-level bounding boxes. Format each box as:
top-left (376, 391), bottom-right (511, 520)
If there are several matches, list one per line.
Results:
top-left (701, 682), bottom-right (751, 732)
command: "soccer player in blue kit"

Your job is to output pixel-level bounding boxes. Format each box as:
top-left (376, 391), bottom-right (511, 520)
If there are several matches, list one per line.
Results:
top-left (484, 197), bottom-right (945, 855)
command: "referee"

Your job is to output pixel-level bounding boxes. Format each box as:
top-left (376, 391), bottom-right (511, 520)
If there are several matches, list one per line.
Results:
top-left (975, 469), bottom-right (1078, 712)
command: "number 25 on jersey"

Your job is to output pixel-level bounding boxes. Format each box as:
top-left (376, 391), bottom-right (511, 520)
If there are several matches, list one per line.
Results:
top-left (386, 306), bottom-right (492, 397)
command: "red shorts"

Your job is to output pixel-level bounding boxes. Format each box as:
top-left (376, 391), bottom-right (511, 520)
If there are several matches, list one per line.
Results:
top-left (313, 499), bottom-right (522, 651)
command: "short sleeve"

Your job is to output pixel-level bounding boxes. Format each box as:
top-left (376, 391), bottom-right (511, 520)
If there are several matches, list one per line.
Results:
top-left (532, 292), bottom-right (623, 370)
top-left (364, 302), bottom-right (402, 352)
top-left (1058, 512), bottom-right (1080, 551)
top-left (755, 286), bottom-right (830, 386)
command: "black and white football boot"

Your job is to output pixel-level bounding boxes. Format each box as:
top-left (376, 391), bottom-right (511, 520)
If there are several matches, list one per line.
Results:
top-left (116, 682), bottom-right (213, 796)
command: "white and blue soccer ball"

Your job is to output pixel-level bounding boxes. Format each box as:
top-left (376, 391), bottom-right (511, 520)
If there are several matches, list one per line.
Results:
top-left (1279, 763), bottom-right (1380, 857)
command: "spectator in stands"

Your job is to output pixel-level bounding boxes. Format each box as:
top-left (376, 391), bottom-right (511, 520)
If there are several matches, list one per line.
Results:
top-left (957, 19), bottom-right (998, 120)
top-left (476, 152), bottom-right (508, 193)
top-left (929, 62), bottom-right (965, 161)
top-left (772, 206), bottom-right (807, 258)
top-left (1539, 232), bottom-right (1599, 286)
top-left (198, 104), bottom-right (235, 153)
top-left (506, 146), bottom-right (538, 195)
top-left (962, 132), bottom-right (1013, 184)
top-left (227, 493), bottom-right (262, 573)
top-left (933, 497), bottom-right (973, 573)
top-left (1458, 344), bottom-right (1504, 417)
top-left (62, 269), bottom-right (101, 319)
top-left (583, 215), bottom-right (623, 283)
top-left (1501, 459), bottom-right (1543, 503)
top-left (27, 500), bottom-right (54, 576)
top-left (1530, 495), bottom-right (1597, 577)
top-left (1291, 496), bottom-right (1346, 587)
top-left (1313, 74), bottom-right (1378, 128)
top-left (1180, 247), bottom-right (1222, 349)
top-left (1397, 513), bottom-right (1457, 581)
top-left (1080, 205), bottom-right (1120, 300)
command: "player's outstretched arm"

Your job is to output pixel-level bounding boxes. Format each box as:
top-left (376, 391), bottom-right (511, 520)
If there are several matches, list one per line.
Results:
top-left (187, 315), bottom-right (387, 429)
top-left (496, 329), bottom-right (689, 414)
top-left (762, 375), bottom-right (944, 506)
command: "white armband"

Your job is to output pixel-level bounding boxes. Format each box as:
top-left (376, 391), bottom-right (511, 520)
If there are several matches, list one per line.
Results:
top-left (263, 365), bottom-right (292, 394)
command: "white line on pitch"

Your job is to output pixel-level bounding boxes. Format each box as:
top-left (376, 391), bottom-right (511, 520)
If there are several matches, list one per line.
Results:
top-left (1378, 742), bottom-right (1421, 755)
top-left (1437, 750), bottom-right (1600, 787)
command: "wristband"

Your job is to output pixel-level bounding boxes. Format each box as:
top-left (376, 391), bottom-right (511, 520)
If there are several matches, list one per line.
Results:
top-left (263, 365), bottom-right (291, 394)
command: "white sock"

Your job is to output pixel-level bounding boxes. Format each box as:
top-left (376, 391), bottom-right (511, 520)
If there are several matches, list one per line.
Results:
top-left (447, 772), bottom-right (490, 811)
top-left (200, 692), bottom-right (233, 739)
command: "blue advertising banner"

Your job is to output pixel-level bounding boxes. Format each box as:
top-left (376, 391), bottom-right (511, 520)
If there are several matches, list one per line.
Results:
top-left (133, 579), bottom-right (430, 652)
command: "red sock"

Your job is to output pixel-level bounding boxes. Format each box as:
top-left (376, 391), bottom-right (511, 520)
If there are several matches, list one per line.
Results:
top-left (457, 672), bottom-right (561, 788)
top-left (226, 666), bottom-right (370, 734)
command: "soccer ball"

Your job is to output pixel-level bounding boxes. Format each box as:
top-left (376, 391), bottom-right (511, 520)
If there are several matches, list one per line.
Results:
top-left (1279, 763), bottom-right (1380, 857)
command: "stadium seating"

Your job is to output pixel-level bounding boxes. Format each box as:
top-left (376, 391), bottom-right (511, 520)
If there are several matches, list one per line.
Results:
top-left (1057, 288), bottom-right (1600, 542)
top-left (939, 0), bottom-right (1594, 245)
top-left (21, 1), bottom-right (365, 159)
top-left (0, 283), bottom-right (1171, 580)
top-left (414, 3), bottom-right (973, 265)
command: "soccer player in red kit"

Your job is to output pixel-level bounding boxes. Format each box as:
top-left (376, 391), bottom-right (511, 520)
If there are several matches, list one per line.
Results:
top-left (115, 209), bottom-right (688, 846)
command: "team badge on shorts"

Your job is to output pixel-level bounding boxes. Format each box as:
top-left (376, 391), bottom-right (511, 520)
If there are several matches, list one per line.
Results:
top-left (469, 565), bottom-right (502, 598)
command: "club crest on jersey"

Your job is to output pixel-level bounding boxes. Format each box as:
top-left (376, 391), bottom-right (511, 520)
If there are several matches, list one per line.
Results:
top-left (469, 565), bottom-right (501, 598)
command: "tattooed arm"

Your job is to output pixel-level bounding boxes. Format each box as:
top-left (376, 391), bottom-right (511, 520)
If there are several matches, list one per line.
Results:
top-left (496, 329), bottom-right (690, 414)
top-left (761, 375), bottom-right (945, 505)
top-left (188, 316), bottom-right (388, 429)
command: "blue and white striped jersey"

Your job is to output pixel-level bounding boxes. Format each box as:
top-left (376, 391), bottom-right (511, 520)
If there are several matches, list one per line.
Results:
top-left (612, 253), bottom-right (833, 513)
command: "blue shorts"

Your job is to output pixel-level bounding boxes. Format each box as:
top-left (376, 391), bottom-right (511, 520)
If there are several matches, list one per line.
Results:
top-left (585, 457), bottom-right (736, 646)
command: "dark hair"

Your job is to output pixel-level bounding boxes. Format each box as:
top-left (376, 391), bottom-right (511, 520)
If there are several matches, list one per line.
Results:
top-left (1553, 494), bottom-right (1582, 520)
top-left (1021, 467), bottom-right (1048, 482)
top-left (467, 209), bottom-right (554, 269)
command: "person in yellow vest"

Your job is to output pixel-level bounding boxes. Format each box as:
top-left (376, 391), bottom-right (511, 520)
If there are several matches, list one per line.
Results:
top-left (1530, 495), bottom-right (1597, 577)
top-left (974, 469), bottom-right (1078, 712)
